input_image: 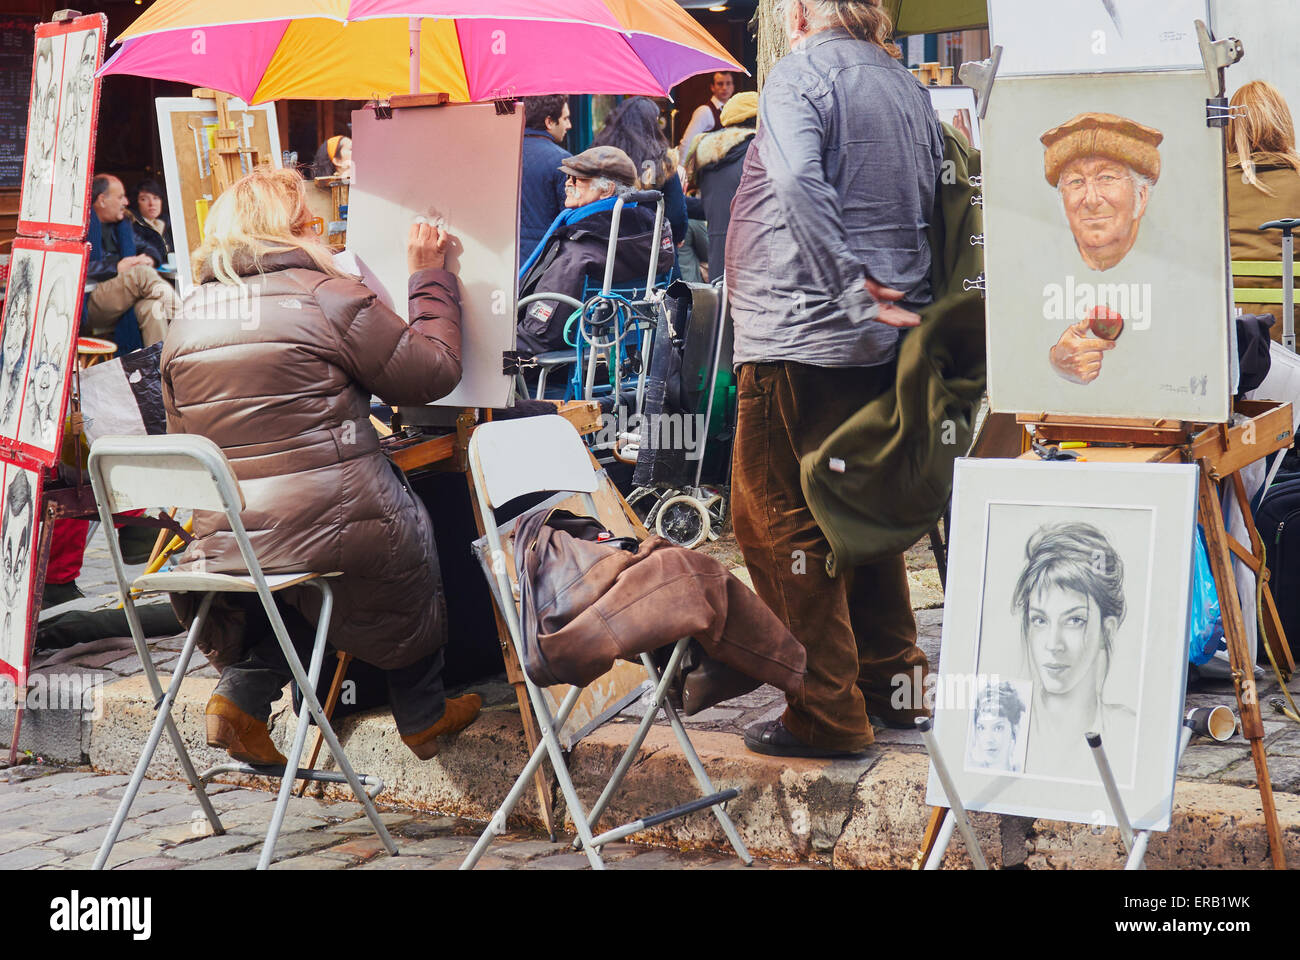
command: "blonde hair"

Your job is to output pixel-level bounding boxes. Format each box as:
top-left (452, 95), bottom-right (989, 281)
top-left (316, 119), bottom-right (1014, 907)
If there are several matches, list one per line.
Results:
top-left (1227, 81), bottom-right (1300, 196)
top-left (192, 167), bottom-right (342, 285)
top-left (777, 0), bottom-right (899, 57)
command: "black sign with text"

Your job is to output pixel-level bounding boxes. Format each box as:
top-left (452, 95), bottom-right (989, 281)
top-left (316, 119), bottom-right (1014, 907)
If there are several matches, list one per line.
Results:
top-left (0, 16), bottom-right (37, 189)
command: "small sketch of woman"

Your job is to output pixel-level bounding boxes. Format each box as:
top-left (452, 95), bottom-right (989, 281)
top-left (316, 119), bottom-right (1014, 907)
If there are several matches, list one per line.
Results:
top-left (0, 256), bottom-right (34, 437)
top-left (1011, 521), bottom-right (1136, 781)
top-left (966, 679), bottom-right (1027, 774)
top-left (23, 274), bottom-right (72, 449)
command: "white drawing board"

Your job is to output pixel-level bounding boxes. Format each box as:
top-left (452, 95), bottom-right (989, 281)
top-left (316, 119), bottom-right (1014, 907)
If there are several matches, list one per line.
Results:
top-left (982, 72), bottom-right (1233, 422)
top-left (928, 85), bottom-right (981, 150)
top-left (990, 0), bottom-right (1210, 76)
top-left (927, 459), bottom-right (1196, 831)
top-left (347, 101), bottom-right (523, 410)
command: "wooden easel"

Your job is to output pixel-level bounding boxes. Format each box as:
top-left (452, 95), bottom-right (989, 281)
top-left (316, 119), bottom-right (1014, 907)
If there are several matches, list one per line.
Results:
top-left (914, 400), bottom-right (1294, 869)
top-left (190, 88), bottom-right (264, 198)
top-left (910, 62), bottom-right (954, 86)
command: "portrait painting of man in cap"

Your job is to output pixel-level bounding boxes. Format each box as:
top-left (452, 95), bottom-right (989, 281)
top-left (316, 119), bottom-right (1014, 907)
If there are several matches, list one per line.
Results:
top-left (1040, 112), bottom-right (1163, 385)
top-left (1043, 112), bottom-right (1163, 272)
top-left (981, 58), bottom-right (1231, 423)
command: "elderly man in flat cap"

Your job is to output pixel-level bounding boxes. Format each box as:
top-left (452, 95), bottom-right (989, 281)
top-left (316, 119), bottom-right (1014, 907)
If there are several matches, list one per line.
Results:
top-left (1042, 112), bottom-right (1163, 384)
top-left (517, 145), bottom-right (675, 356)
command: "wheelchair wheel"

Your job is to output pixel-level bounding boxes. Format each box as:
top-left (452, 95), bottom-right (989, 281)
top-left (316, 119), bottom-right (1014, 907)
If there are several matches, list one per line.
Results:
top-left (655, 495), bottom-right (711, 549)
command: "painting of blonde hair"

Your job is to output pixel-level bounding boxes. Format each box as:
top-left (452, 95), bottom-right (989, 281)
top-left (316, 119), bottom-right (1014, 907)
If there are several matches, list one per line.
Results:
top-left (192, 167), bottom-right (343, 285)
top-left (1228, 80), bottom-right (1300, 196)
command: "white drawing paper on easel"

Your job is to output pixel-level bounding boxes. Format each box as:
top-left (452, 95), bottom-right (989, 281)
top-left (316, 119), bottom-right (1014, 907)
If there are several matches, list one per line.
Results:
top-left (347, 102), bottom-right (523, 410)
top-left (990, 0), bottom-right (1210, 76)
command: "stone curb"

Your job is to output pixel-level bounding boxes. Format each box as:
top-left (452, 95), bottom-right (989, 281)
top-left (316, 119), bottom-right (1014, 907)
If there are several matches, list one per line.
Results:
top-left (66, 674), bottom-right (1300, 869)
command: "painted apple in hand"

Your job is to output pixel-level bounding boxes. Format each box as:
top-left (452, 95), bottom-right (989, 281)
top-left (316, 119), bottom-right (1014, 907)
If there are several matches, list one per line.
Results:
top-left (1087, 305), bottom-right (1124, 341)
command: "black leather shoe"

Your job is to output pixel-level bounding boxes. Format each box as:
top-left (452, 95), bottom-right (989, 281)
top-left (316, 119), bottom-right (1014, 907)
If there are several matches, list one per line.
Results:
top-left (742, 718), bottom-right (872, 760)
top-left (42, 580), bottom-right (84, 608)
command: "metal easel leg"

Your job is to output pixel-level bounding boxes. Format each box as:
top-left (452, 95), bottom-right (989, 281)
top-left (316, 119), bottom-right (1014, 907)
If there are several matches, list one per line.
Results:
top-left (1123, 726), bottom-right (1194, 870)
top-left (916, 717), bottom-right (988, 869)
top-left (1123, 709), bottom-right (1234, 870)
top-left (1085, 732), bottom-right (1135, 855)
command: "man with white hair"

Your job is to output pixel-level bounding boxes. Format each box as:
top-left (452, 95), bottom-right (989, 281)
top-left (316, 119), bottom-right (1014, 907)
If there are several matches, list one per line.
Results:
top-left (726, 0), bottom-right (943, 758)
top-left (1041, 112), bottom-right (1163, 383)
top-left (517, 145), bottom-right (674, 355)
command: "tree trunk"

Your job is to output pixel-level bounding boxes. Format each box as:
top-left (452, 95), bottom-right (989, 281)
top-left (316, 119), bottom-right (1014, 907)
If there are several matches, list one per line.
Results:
top-left (755, 0), bottom-right (788, 89)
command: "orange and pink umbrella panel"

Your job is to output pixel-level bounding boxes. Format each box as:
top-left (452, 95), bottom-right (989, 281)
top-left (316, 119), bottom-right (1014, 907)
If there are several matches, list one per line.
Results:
top-left (101, 0), bottom-right (744, 102)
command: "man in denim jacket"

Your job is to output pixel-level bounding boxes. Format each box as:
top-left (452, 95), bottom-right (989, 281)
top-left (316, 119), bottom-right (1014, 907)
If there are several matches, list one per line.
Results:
top-left (727, 0), bottom-right (943, 758)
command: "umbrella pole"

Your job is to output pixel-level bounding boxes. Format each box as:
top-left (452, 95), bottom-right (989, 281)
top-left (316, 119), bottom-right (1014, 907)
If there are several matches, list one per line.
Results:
top-left (409, 17), bottom-right (420, 95)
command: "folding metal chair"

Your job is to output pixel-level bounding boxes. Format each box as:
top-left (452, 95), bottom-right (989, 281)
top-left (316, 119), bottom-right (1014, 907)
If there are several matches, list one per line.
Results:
top-left (87, 434), bottom-right (397, 870)
top-left (460, 416), bottom-right (752, 869)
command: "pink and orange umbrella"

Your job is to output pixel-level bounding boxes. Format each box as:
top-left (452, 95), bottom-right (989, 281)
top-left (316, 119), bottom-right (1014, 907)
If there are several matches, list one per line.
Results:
top-left (100, 0), bottom-right (744, 103)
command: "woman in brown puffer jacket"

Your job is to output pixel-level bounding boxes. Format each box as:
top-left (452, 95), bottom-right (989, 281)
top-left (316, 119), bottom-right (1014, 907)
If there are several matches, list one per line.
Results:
top-left (163, 168), bottom-right (479, 764)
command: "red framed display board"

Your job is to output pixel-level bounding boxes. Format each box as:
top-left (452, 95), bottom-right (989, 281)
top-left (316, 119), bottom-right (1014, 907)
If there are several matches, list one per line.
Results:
top-left (0, 237), bottom-right (89, 472)
top-left (16, 13), bottom-right (106, 241)
top-left (2, 12), bottom-right (106, 712)
top-left (0, 460), bottom-right (43, 685)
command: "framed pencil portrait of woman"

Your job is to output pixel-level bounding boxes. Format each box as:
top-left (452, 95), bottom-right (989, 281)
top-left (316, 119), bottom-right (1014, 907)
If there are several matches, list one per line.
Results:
top-left (926, 458), bottom-right (1198, 831)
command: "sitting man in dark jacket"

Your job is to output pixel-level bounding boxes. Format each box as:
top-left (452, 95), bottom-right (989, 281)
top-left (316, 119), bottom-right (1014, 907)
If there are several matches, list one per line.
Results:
top-left (86, 173), bottom-right (180, 349)
top-left (517, 146), bottom-right (675, 355)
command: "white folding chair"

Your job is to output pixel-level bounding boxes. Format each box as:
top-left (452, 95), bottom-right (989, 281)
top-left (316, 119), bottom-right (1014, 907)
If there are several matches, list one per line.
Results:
top-left (460, 416), bottom-right (752, 869)
top-left (87, 434), bottom-right (397, 870)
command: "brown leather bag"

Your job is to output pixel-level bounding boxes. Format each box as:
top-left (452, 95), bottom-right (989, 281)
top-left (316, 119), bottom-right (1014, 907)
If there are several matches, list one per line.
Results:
top-left (514, 508), bottom-right (637, 687)
top-left (513, 507), bottom-right (806, 696)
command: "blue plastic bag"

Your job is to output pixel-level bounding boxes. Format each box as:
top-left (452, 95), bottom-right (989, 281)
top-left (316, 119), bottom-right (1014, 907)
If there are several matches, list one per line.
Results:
top-left (1189, 524), bottom-right (1226, 665)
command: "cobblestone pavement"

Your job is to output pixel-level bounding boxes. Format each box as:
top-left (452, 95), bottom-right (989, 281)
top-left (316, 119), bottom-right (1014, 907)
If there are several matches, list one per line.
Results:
top-left (0, 765), bottom-right (819, 871)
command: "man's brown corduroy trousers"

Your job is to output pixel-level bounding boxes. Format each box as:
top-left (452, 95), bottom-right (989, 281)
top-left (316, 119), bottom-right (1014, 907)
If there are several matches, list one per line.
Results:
top-left (731, 361), bottom-right (929, 752)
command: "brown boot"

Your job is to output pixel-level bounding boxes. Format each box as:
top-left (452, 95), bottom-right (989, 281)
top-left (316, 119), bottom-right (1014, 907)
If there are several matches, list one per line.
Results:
top-left (400, 694), bottom-right (482, 760)
top-left (205, 693), bottom-right (287, 767)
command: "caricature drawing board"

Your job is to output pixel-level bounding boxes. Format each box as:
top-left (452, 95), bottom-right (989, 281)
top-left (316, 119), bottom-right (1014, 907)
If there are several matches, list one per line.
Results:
top-left (17, 14), bottom-right (106, 240)
top-left (0, 237), bottom-right (88, 470)
top-left (0, 461), bottom-right (43, 686)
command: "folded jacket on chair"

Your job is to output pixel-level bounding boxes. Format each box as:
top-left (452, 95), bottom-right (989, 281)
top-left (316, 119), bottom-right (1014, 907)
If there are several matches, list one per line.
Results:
top-left (513, 507), bottom-right (805, 694)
